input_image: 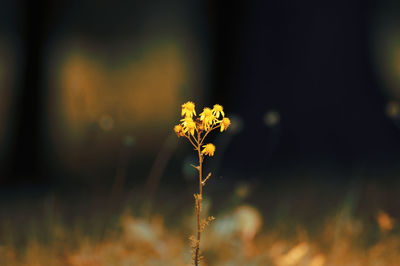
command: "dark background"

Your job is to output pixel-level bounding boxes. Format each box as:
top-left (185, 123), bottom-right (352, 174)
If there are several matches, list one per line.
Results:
top-left (1, 0), bottom-right (400, 190)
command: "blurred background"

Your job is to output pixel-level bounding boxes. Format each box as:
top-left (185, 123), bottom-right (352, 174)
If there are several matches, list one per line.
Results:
top-left (1, 0), bottom-right (400, 265)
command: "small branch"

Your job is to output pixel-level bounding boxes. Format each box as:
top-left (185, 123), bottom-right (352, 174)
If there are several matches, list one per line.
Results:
top-left (192, 132), bottom-right (200, 145)
top-left (202, 172), bottom-right (212, 186)
top-left (200, 124), bottom-right (221, 145)
top-left (191, 164), bottom-right (200, 171)
top-left (185, 134), bottom-right (197, 148)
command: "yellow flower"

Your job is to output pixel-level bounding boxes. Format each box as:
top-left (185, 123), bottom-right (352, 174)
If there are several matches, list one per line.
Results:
top-left (212, 104), bottom-right (224, 118)
top-left (181, 101), bottom-right (196, 118)
top-left (200, 107), bottom-right (212, 120)
top-left (182, 119), bottom-right (196, 136)
top-left (180, 116), bottom-right (193, 127)
top-left (220, 117), bottom-right (231, 132)
top-left (174, 124), bottom-right (185, 137)
top-left (202, 143), bottom-right (216, 156)
top-left (200, 107), bottom-right (216, 130)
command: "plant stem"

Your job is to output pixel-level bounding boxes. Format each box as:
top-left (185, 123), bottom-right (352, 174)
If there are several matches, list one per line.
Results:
top-left (194, 132), bottom-right (203, 266)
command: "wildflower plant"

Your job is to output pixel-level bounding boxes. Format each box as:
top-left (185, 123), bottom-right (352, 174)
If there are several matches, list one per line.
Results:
top-left (174, 101), bottom-right (230, 265)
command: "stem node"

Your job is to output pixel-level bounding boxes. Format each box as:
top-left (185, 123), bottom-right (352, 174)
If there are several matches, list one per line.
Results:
top-left (202, 172), bottom-right (212, 186)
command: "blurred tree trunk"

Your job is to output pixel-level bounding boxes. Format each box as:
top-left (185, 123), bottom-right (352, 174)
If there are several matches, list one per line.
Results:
top-left (9, 0), bottom-right (49, 183)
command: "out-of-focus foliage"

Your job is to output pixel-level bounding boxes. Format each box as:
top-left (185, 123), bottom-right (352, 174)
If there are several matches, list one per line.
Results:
top-left (0, 37), bottom-right (14, 158)
top-left (372, 1), bottom-right (400, 100)
top-left (1, 183), bottom-right (399, 266)
top-left (40, 0), bottom-right (210, 181)
top-left (46, 38), bottom-right (200, 177)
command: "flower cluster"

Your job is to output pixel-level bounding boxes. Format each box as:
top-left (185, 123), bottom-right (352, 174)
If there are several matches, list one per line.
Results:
top-left (174, 101), bottom-right (231, 265)
top-left (174, 101), bottom-right (230, 157)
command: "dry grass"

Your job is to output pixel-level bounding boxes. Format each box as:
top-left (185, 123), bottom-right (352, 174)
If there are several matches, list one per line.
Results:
top-left (0, 180), bottom-right (399, 266)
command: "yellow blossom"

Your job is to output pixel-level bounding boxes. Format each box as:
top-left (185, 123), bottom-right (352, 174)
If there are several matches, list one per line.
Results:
top-left (212, 104), bottom-right (224, 118)
top-left (202, 143), bottom-right (216, 156)
top-left (200, 107), bottom-right (216, 130)
top-left (182, 120), bottom-right (196, 136)
top-left (174, 124), bottom-right (185, 137)
top-left (220, 117), bottom-right (231, 132)
top-left (200, 107), bottom-right (212, 120)
top-left (180, 116), bottom-right (193, 127)
top-left (181, 101), bottom-right (196, 118)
